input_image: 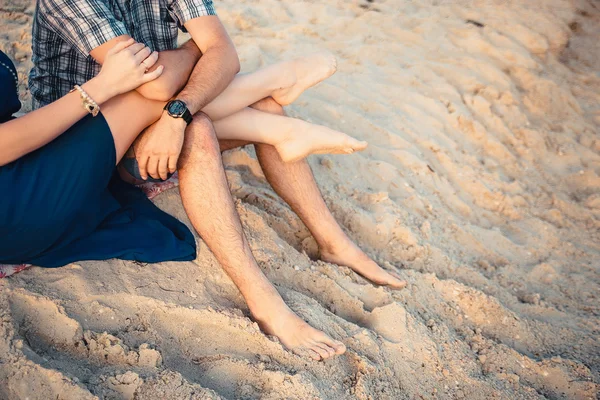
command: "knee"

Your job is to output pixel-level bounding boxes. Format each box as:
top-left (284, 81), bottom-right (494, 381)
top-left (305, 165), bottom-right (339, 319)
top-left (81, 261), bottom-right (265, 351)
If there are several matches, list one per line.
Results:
top-left (186, 112), bottom-right (219, 152)
top-left (186, 112), bottom-right (218, 146)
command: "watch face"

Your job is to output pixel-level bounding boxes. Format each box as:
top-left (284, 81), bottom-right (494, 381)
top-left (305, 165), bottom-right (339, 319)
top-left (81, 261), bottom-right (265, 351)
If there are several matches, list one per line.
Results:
top-left (167, 100), bottom-right (187, 117)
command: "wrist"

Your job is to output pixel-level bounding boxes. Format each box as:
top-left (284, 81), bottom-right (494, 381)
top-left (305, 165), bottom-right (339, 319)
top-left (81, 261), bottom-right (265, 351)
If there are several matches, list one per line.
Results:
top-left (161, 110), bottom-right (188, 129)
top-left (180, 39), bottom-right (201, 61)
top-left (81, 77), bottom-right (116, 104)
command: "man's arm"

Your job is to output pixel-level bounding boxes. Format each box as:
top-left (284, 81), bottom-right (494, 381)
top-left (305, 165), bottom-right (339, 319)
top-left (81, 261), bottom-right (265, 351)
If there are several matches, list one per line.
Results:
top-left (175, 15), bottom-right (240, 114)
top-left (132, 14), bottom-right (239, 181)
top-left (90, 35), bottom-right (201, 101)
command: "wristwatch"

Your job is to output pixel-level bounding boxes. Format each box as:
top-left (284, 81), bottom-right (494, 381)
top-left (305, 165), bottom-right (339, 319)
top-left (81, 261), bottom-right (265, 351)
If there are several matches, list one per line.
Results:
top-left (164, 99), bottom-right (193, 125)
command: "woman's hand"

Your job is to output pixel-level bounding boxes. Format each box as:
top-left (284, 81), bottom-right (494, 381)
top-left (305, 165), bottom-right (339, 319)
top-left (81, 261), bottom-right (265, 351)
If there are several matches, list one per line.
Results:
top-left (96, 39), bottom-right (164, 97)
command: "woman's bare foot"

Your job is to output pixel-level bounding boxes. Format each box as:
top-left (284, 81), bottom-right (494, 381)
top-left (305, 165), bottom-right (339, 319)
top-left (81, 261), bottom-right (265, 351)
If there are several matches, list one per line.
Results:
top-left (275, 121), bottom-right (368, 163)
top-left (271, 52), bottom-right (338, 106)
top-left (250, 297), bottom-right (346, 361)
top-left (321, 241), bottom-right (407, 289)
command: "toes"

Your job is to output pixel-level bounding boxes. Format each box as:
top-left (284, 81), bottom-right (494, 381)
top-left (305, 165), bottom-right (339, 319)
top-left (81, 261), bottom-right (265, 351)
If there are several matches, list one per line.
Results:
top-left (390, 280), bottom-right (407, 289)
top-left (347, 139), bottom-right (368, 151)
top-left (315, 332), bottom-right (347, 355)
top-left (333, 341), bottom-right (347, 354)
top-left (352, 140), bottom-right (368, 151)
top-left (311, 340), bottom-right (337, 359)
top-left (388, 272), bottom-right (408, 289)
top-left (293, 346), bottom-right (322, 361)
top-left (307, 348), bottom-right (322, 361)
top-left (311, 343), bottom-right (332, 360)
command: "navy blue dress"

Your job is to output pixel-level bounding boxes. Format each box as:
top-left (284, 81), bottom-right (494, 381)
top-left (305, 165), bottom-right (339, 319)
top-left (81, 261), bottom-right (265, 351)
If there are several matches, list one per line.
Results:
top-left (0, 51), bottom-right (196, 267)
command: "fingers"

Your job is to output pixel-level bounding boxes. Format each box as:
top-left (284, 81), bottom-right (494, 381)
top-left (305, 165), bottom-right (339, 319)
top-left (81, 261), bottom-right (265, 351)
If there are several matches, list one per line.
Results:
top-left (146, 156), bottom-right (160, 180)
top-left (106, 38), bottom-right (135, 55)
top-left (141, 65), bottom-right (164, 83)
top-left (158, 157), bottom-right (169, 181)
top-left (127, 42), bottom-right (146, 56)
top-left (134, 46), bottom-right (152, 64)
top-left (141, 51), bottom-right (159, 69)
top-left (137, 155), bottom-right (149, 181)
top-left (167, 154), bottom-right (178, 174)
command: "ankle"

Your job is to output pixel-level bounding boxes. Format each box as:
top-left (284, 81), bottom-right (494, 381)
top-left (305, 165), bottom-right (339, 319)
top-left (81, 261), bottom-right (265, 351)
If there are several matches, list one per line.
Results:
top-left (244, 284), bottom-right (288, 319)
top-left (318, 238), bottom-right (354, 257)
top-left (248, 298), bottom-right (291, 325)
top-left (277, 118), bottom-right (306, 146)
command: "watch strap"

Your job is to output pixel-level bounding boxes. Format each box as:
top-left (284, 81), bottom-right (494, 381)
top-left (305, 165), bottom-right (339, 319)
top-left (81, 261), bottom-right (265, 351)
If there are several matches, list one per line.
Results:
top-left (182, 108), bottom-right (193, 125)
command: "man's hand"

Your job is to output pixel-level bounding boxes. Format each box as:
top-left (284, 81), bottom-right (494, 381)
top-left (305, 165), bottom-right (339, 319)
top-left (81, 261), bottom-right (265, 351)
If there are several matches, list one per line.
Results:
top-left (133, 113), bottom-right (186, 180)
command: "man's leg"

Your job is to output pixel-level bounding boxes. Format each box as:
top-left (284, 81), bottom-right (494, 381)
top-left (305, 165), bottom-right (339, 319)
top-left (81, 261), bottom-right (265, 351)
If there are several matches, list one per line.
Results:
top-left (177, 113), bottom-right (346, 361)
top-left (245, 98), bottom-right (406, 289)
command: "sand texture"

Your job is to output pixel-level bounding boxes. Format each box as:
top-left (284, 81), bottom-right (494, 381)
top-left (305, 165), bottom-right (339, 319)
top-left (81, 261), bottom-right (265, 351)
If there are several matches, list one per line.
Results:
top-left (1, 0), bottom-right (599, 399)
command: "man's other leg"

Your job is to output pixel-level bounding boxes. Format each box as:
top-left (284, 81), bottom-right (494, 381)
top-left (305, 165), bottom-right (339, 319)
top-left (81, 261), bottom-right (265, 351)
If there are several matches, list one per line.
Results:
top-left (247, 98), bottom-right (406, 289)
top-left (177, 113), bottom-right (345, 360)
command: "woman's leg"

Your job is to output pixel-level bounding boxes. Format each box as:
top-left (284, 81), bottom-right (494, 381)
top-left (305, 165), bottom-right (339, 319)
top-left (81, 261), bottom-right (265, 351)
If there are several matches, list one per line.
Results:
top-left (101, 52), bottom-right (339, 162)
top-left (202, 52), bottom-right (337, 121)
top-left (100, 92), bottom-right (165, 162)
top-left (102, 95), bottom-right (366, 167)
top-left (212, 107), bottom-right (367, 163)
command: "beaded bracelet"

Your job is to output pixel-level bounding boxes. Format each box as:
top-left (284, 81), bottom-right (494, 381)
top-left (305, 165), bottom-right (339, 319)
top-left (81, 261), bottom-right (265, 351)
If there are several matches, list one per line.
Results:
top-left (70, 84), bottom-right (100, 117)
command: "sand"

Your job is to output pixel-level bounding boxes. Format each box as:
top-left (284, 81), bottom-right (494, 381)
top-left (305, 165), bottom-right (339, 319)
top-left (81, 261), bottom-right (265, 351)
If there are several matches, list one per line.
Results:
top-left (1, 0), bottom-right (599, 399)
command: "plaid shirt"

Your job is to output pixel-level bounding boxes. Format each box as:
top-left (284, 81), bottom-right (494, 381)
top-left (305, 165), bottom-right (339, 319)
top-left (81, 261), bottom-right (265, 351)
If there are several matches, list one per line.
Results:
top-left (29, 0), bottom-right (216, 108)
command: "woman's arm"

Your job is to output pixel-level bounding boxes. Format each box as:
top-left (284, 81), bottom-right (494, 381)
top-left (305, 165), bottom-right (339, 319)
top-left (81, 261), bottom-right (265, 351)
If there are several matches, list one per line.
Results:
top-left (0, 79), bottom-right (113, 167)
top-left (0, 39), bottom-right (163, 167)
top-left (91, 36), bottom-right (202, 102)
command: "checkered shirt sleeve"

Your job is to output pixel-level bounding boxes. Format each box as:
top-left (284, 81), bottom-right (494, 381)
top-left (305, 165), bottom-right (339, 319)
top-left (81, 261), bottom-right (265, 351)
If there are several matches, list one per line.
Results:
top-left (168, 0), bottom-right (216, 30)
top-left (38, 0), bottom-right (129, 56)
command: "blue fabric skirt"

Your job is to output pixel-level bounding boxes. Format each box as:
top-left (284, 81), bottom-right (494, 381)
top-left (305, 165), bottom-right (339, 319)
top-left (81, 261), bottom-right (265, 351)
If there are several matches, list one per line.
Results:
top-left (0, 113), bottom-right (196, 267)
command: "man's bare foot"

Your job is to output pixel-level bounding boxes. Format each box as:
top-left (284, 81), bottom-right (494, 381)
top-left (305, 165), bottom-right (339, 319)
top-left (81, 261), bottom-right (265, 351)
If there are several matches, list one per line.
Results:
top-left (250, 297), bottom-right (346, 361)
top-left (271, 52), bottom-right (338, 106)
top-left (321, 241), bottom-right (407, 289)
top-left (275, 121), bottom-right (368, 163)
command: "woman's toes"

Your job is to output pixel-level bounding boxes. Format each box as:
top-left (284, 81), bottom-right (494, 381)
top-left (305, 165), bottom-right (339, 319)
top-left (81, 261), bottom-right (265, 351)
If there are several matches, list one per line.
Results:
top-left (351, 140), bottom-right (368, 150)
top-left (345, 139), bottom-right (368, 153)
